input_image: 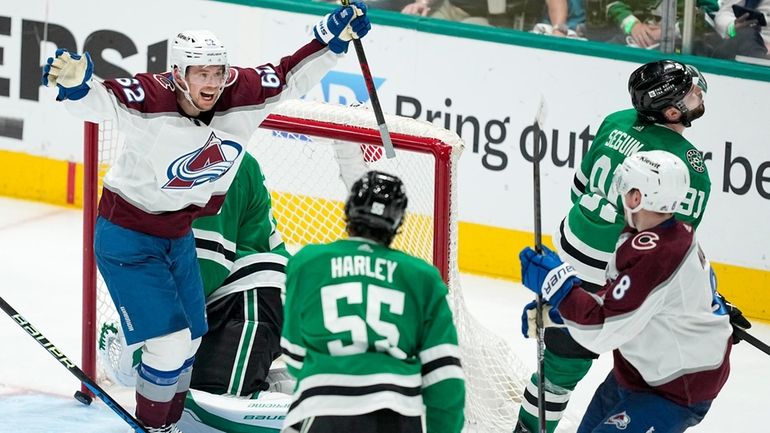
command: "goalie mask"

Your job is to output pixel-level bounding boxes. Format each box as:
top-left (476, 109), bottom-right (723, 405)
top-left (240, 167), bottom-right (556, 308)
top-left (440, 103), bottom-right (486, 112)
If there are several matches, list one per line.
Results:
top-left (345, 171), bottom-right (408, 237)
top-left (628, 60), bottom-right (707, 127)
top-left (610, 150), bottom-right (690, 228)
top-left (170, 30), bottom-right (230, 110)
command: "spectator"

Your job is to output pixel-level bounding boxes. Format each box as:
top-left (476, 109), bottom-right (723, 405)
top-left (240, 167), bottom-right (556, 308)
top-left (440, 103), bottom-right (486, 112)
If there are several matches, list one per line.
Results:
top-left (712, 0), bottom-right (769, 58)
top-left (401, 0), bottom-right (490, 25)
top-left (531, 0), bottom-right (587, 38)
top-left (604, 0), bottom-right (718, 48)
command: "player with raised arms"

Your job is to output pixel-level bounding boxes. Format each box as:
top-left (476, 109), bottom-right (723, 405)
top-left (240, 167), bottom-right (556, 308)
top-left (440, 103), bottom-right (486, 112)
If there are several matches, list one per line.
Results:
top-left (41, 6), bottom-right (371, 432)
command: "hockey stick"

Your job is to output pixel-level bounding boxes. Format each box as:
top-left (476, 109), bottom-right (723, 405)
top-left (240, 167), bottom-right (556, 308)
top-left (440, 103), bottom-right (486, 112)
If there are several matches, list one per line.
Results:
top-left (340, 0), bottom-right (396, 159)
top-left (734, 327), bottom-right (770, 357)
top-left (531, 98), bottom-right (548, 433)
top-left (0, 295), bottom-right (149, 433)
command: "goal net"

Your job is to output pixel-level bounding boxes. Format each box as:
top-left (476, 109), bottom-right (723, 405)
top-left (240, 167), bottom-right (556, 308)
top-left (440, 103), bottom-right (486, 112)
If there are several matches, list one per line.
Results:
top-left (82, 100), bottom-right (530, 432)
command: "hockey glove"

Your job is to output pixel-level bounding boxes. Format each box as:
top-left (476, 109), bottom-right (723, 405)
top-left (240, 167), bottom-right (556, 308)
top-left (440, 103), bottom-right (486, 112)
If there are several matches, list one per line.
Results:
top-left (520, 246), bottom-right (580, 308)
top-left (98, 322), bottom-right (141, 386)
top-left (712, 292), bottom-right (752, 344)
top-left (265, 366), bottom-right (297, 395)
top-left (521, 300), bottom-right (565, 339)
top-left (314, 2), bottom-right (371, 54)
top-left (709, 267), bottom-right (752, 344)
top-left (42, 49), bottom-right (94, 101)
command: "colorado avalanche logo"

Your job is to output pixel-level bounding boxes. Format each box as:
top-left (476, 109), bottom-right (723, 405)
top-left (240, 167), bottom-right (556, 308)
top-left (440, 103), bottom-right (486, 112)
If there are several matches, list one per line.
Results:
top-left (605, 411), bottom-right (631, 430)
top-left (631, 232), bottom-right (659, 251)
top-left (163, 132), bottom-right (242, 189)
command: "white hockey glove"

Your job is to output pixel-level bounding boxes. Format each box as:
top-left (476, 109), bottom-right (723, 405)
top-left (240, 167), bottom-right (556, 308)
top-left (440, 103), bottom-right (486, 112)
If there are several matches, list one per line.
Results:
top-left (314, 2), bottom-right (371, 54)
top-left (41, 49), bottom-right (94, 101)
top-left (98, 322), bottom-right (141, 387)
top-left (265, 365), bottom-right (296, 395)
top-left (520, 300), bottom-right (565, 339)
top-left (332, 140), bottom-right (369, 191)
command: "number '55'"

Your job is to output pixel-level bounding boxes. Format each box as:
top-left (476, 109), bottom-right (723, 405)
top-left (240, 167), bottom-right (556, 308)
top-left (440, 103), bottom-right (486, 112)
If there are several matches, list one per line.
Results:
top-left (321, 282), bottom-right (407, 359)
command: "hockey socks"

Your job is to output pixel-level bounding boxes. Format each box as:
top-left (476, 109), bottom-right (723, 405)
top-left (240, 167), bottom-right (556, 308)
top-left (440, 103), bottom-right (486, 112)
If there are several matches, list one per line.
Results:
top-left (517, 349), bottom-right (593, 433)
top-left (167, 357), bottom-right (195, 425)
top-left (136, 362), bottom-right (185, 428)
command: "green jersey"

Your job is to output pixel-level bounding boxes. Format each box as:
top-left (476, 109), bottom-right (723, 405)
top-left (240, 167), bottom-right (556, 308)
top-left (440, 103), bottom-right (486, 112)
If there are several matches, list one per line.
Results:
top-left (606, 0), bottom-right (718, 29)
top-left (281, 238), bottom-right (465, 433)
top-left (192, 152), bottom-right (291, 302)
top-left (558, 109), bottom-right (711, 284)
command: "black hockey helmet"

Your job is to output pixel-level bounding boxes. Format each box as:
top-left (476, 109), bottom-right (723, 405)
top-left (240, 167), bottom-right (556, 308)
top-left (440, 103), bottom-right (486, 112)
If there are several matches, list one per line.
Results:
top-left (628, 60), bottom-right (706, 125)
top-left (345, 171), bottom-right (408, 236)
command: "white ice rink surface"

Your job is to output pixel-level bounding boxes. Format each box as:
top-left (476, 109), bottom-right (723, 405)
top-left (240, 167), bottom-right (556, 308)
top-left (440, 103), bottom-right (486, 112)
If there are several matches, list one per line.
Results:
top-left (0, 196), bottom-right (767, 433)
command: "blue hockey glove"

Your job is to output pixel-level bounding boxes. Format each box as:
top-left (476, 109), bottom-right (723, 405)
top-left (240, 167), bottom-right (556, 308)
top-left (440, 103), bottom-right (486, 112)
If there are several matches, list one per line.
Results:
top-left (709, 266), bottom-right (752, 344)
top-left (314, 2), bottom-right (371, 54)
top-left (41, 49), bottom-right (93, 101)
top-left (521, 300), bottom-right (564, 339)
top-left (520, 246), bottom-right (580, 308)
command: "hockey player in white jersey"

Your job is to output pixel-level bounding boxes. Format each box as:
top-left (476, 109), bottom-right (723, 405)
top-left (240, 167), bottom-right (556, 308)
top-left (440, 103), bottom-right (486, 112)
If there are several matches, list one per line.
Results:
top-left (520, 151), bottom-right (732, 433)
top-left (41, 6), bottom-right (371, 432)
top-left (97, 142), bottom-right (373, 433)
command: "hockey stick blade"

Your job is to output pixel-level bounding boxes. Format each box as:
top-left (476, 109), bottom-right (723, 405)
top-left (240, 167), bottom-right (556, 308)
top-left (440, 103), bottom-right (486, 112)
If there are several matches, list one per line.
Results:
top-left (340, 0), bottom-right (395, 159)
top-left (734, 327), bottom-right (770, 357)
top-left (0, 295), bottom-right (149, 433)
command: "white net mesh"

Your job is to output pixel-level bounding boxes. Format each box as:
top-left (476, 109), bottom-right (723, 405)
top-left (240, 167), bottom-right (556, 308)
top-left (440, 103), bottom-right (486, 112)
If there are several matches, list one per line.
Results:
top-left (88, 100), bottom-right (528, 432)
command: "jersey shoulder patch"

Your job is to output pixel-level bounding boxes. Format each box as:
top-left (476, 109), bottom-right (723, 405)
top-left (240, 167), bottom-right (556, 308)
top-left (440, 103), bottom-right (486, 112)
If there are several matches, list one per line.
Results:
top-left (630, 231), bottom-right (660, 251)
top-left (685, 148), bottom-right (706, 173)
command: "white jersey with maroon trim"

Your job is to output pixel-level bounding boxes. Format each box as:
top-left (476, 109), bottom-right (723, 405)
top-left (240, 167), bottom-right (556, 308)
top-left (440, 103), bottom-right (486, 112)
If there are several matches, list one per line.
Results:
top-left (63, 40), bottom-right (337, 237)
top-left (558, 219), bottom-right (732, 405)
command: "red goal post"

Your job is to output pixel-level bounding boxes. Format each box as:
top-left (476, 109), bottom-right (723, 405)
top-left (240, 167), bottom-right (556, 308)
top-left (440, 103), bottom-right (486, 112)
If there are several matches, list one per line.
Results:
top-left (82, 100), bottom-right (529, 432)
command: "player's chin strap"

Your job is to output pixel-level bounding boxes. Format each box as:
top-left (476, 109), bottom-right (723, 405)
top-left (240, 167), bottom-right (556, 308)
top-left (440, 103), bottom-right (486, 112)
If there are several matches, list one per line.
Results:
top-left (173, 67), bottom-right (237, 113)
top-left (673, 101), bottom-right (694, 128)
top-left (621, 197), bottom-right (643, 229)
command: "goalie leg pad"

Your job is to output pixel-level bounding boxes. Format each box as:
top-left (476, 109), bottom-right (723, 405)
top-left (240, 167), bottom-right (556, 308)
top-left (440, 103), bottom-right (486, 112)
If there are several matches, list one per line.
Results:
top-left (179, 389), bottom-right (291, 433)
top-left (191, 288), bottom-right (283, 396)
top-left (98, 322), bottom-right (142, 386)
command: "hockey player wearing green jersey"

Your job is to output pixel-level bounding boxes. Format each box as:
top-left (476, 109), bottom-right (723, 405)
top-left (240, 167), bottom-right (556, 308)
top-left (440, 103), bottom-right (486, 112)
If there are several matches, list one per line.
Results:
top-left (515, 60), bottom-right (714, 433)
top-left (187, 151), bottom-right (289, 398)
top-left (280, 171), bottom-right (465, 433)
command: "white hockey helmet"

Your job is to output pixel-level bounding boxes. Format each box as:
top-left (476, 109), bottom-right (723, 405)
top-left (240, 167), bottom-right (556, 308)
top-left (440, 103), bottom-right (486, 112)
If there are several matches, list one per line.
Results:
top-left (610, 150), bottom-right (690, 215)
top-left (170, 30), bottom-right (229, 82)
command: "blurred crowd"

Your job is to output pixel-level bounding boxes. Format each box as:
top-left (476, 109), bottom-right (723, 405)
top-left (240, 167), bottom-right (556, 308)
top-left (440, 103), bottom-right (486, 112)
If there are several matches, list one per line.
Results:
top-left (319, 0), bottom-right (770, 62)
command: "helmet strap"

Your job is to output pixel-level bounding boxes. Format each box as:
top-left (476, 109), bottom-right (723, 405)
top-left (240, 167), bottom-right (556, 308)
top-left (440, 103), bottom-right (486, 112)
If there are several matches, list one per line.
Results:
top-left (172, 66), bottom-right (226, 114)
top-left (672, 101), bottom-right (693, 127)
top-left (622, 193), bottom-right (644, 229)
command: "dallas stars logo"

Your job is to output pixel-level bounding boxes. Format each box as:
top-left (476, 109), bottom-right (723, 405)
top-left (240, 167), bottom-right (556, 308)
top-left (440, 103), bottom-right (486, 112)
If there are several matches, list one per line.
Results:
top-left (686, 149), bottom-right (705, 173)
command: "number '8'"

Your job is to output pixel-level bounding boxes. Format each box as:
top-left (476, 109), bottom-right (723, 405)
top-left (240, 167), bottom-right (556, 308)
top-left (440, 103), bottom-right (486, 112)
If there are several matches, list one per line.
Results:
top-left (612, 275), bottom-right (631, 300)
